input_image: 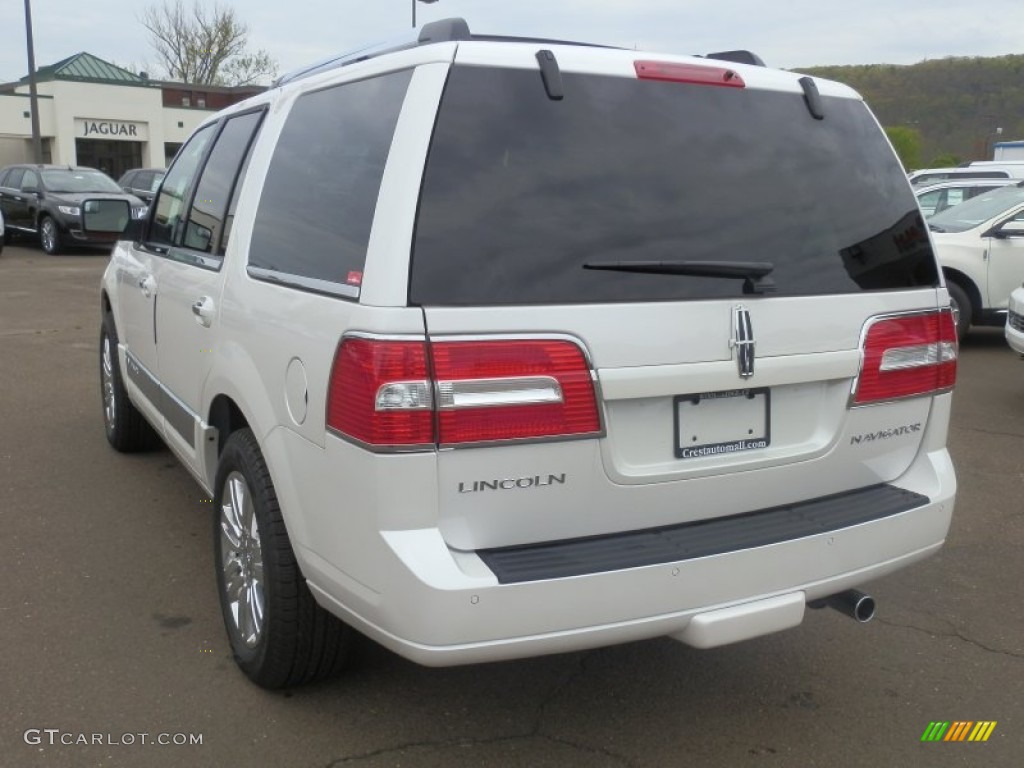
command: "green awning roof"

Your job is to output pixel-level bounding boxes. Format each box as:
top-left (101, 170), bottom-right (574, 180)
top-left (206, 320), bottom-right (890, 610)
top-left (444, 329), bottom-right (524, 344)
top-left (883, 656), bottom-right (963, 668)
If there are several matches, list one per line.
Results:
top-left (26, 53), bottom-right (147, 85)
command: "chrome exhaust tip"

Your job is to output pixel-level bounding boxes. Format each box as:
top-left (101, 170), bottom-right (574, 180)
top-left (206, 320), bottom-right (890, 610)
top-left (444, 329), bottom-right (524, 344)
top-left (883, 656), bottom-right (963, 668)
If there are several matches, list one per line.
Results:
top-left (809, 589), bottom-right (876, 623)
top-left (825, 589), bottom-right (876, 623)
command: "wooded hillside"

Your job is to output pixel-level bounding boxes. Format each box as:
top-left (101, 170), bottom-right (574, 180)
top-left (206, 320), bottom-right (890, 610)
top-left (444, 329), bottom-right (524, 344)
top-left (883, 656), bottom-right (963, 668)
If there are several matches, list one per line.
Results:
top-left (797, 55), bottom-right (1024, 167)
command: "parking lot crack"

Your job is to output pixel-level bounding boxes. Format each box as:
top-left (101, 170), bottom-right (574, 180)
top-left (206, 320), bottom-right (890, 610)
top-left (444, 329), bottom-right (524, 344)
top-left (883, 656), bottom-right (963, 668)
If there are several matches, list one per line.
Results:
top-left (877, 616), bottom-right (1024, 659)
top-left (951, 425), bottom-right (1024, 440)
top-left (324, 732), bottom-right (634, 766)
top-left (327, 652), bottom-right (637, 767)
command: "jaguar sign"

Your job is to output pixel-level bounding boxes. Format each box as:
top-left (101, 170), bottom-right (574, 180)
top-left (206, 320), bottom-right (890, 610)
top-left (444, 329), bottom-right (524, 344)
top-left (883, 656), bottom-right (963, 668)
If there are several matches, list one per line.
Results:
top-left (75, 119), bottom-right (148, 141)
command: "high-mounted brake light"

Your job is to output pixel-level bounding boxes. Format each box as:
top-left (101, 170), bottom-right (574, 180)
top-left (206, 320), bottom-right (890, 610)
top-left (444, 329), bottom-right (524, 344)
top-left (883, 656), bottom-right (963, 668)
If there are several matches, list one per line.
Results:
top-left (327, 336), bottom-right (602, 450)
top-left (852, 310), bottom-right (957, 406)
top-left (634, 60), bottom-right (745, 88)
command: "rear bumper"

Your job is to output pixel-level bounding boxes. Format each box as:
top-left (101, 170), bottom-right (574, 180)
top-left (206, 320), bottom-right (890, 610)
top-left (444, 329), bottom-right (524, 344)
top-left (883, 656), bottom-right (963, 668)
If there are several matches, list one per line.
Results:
top-left (299, 445), bottom-right (955, 667)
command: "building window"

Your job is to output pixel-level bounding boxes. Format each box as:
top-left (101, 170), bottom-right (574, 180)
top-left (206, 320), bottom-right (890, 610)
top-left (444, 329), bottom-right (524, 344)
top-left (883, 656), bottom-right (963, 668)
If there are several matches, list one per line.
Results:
top-left (197, 96), bottom-right (206, 108)
top-left (182, 95), bottom-right (191, 107)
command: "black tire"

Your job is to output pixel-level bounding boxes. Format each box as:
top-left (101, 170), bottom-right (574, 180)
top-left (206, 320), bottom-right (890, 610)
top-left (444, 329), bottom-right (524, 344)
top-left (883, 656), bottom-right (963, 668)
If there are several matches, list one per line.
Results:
top-left (214, 428), bottom-right (352, 689)
top-left (100, 313), bottom-right (160, 452)
top-left (39, 215), bottom-right (62, 254)
top-left (947, 281), bottom-right (971, 339)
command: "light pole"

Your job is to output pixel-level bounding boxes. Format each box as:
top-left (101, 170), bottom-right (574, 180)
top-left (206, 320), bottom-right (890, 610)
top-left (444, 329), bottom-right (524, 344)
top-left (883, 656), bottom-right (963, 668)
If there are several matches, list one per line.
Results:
top-left (412, 0), bottom-right (439, 28)
top-left (23, 0), bottom-right (43, 164)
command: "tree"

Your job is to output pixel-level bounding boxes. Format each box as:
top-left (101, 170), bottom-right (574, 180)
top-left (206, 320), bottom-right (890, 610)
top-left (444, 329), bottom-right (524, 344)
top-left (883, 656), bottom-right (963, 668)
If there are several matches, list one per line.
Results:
top-left (928, 152), bottom-right (962, 167)
top-left (141, 1), bottom-right (277, 86)
top-left (885, 126), bottom-right (923, 171)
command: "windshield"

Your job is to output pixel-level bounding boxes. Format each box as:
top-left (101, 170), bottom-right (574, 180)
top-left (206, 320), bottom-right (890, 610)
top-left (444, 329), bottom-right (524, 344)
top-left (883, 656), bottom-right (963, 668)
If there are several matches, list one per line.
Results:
top-left (411, 67), bottom-right (937, 306)
top-left (928, 184), bottom-right (1024, 233)
top-left (41, 169), bottom-right (123, 194)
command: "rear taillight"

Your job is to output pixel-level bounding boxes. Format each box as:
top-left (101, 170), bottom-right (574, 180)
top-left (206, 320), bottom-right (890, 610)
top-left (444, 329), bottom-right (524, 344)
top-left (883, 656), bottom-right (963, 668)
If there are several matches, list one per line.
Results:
top-left (852, 310), bottom-right (958, 406)
top-left (327, 336), bottom-right (602, 450)
top-left (327, 338), bottom-right (433, 448)
top-left (433, 339), bottom-right (601, 446)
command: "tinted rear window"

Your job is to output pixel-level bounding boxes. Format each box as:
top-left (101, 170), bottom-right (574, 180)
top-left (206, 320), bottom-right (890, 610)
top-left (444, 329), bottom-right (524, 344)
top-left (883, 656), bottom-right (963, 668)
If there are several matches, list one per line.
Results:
top-left (410, 67), bottom-right (937, 305)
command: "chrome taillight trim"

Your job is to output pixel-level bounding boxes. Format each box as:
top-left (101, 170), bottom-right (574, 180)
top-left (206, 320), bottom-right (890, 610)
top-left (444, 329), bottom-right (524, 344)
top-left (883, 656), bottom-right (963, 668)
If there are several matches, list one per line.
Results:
top-left (879, 341), bottom-right (958, 372)
top-left (436, 375), bottom-right (563, 410)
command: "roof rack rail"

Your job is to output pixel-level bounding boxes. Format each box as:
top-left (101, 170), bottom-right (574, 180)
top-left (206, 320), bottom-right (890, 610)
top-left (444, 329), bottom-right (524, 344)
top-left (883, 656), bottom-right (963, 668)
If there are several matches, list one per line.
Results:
top-left (703, 50), bottom-right (766, 67)
top-left (273, 17), bottom-right (471, 88)
top-left (470, 34), bottom-right (620, 50)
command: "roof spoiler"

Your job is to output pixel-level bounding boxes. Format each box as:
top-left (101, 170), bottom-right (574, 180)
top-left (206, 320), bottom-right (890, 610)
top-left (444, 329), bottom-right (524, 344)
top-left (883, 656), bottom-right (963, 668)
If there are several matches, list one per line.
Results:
top-left (703, 50), bottom-right (766, 67)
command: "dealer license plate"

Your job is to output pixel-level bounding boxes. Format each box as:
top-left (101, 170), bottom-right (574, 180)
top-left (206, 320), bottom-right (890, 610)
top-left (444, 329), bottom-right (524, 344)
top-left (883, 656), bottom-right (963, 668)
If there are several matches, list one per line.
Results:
top-left (674, 388), bottom-right (770, 459)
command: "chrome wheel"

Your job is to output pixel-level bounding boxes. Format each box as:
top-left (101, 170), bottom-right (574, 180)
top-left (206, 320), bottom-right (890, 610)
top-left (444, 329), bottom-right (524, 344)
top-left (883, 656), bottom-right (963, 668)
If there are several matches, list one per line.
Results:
top-left (220, 471), bottom-right (265, 648)
top-left (101, 333), bottom-right (116, 429)
top-left (40, 217), bottom-right (58, 253)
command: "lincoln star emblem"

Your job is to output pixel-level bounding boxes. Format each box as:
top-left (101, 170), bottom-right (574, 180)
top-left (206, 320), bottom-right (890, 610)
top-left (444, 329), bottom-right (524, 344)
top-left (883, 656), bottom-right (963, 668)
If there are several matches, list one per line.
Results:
top-left (731, 306), bottom-right (755, 378)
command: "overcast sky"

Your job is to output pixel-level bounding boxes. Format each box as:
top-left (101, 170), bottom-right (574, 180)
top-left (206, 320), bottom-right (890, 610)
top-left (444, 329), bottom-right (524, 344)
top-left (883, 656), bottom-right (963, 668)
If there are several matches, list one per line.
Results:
top-left (1, 0), bottom-right (1022, 83)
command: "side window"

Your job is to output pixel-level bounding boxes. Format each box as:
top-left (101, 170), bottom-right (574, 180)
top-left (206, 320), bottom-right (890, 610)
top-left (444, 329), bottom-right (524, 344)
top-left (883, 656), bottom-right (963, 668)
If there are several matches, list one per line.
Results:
top-left (150, 123), bottom-right (216, 246)
top-left (219, 132), bottom-right (258, 257)
top-left (133, 171), bottom-right (150, 190)
top-left (182, 110), bottom-right (264, 257)
top-left (917, 190), bottom-right (939, 216)
top-left (5, 169), bottom-right (24, 189)
top-left (21, 170), bottom-right (39, 191)
top-left (119, 171), bottom-right (135, 188)
top-left (248, 69), bottom-right (412, 295)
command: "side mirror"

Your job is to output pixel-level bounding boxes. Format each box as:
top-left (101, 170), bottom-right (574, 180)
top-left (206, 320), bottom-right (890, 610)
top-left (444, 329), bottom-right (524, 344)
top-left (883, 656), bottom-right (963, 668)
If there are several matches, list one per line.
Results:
top-left (81, 199), bottom-right (143, 240)
top-left (990, 220), bottom-right (1024, 239)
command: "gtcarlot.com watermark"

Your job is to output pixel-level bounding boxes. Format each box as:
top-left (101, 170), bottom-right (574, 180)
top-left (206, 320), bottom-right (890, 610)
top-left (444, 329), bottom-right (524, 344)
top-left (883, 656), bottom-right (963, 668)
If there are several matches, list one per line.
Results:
top-left (24, 729), bottom-right (203, 747)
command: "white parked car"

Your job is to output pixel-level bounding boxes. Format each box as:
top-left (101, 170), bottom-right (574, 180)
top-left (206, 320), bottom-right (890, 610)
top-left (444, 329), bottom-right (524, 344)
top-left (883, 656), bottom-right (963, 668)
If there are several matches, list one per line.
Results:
top-left (915, 179), bottom-right (1016, 217)
top-left (909, 162), bottom-right (1024, 187)
top-left (1007, 285), bottom-right (1024, 355)
top-left (97, 18), bottom-right (958, 688)
top-left (928, 182), bottom-right (1024, 336)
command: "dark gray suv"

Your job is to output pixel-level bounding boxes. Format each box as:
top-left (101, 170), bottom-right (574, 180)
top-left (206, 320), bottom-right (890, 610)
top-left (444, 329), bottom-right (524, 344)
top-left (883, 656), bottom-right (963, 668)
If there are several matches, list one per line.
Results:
top-left (0, 164), bottom-right (146, 254)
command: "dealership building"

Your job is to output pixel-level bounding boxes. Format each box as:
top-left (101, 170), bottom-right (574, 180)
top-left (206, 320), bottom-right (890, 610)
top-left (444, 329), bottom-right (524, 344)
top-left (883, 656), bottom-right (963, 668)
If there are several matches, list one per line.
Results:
top-left (0, 53), bottom-right (262, 180)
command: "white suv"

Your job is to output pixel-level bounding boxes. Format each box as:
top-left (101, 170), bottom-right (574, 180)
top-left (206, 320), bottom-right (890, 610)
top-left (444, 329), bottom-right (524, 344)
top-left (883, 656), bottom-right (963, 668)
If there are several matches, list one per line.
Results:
top-left (927, 182), bottom-right (1024, 336)
top-left (98, 19), bottom-right (958, 688)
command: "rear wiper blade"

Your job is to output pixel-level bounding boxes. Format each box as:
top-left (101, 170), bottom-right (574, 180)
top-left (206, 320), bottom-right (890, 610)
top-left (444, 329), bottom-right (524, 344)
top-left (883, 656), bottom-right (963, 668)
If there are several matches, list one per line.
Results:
top-left (583, 260), bottom-right (775, 294)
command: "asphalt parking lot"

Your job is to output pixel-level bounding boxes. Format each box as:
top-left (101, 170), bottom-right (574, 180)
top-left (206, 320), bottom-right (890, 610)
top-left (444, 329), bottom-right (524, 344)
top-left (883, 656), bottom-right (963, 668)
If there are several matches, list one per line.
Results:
top-left (1, 244), bottom-right (1021, 768)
